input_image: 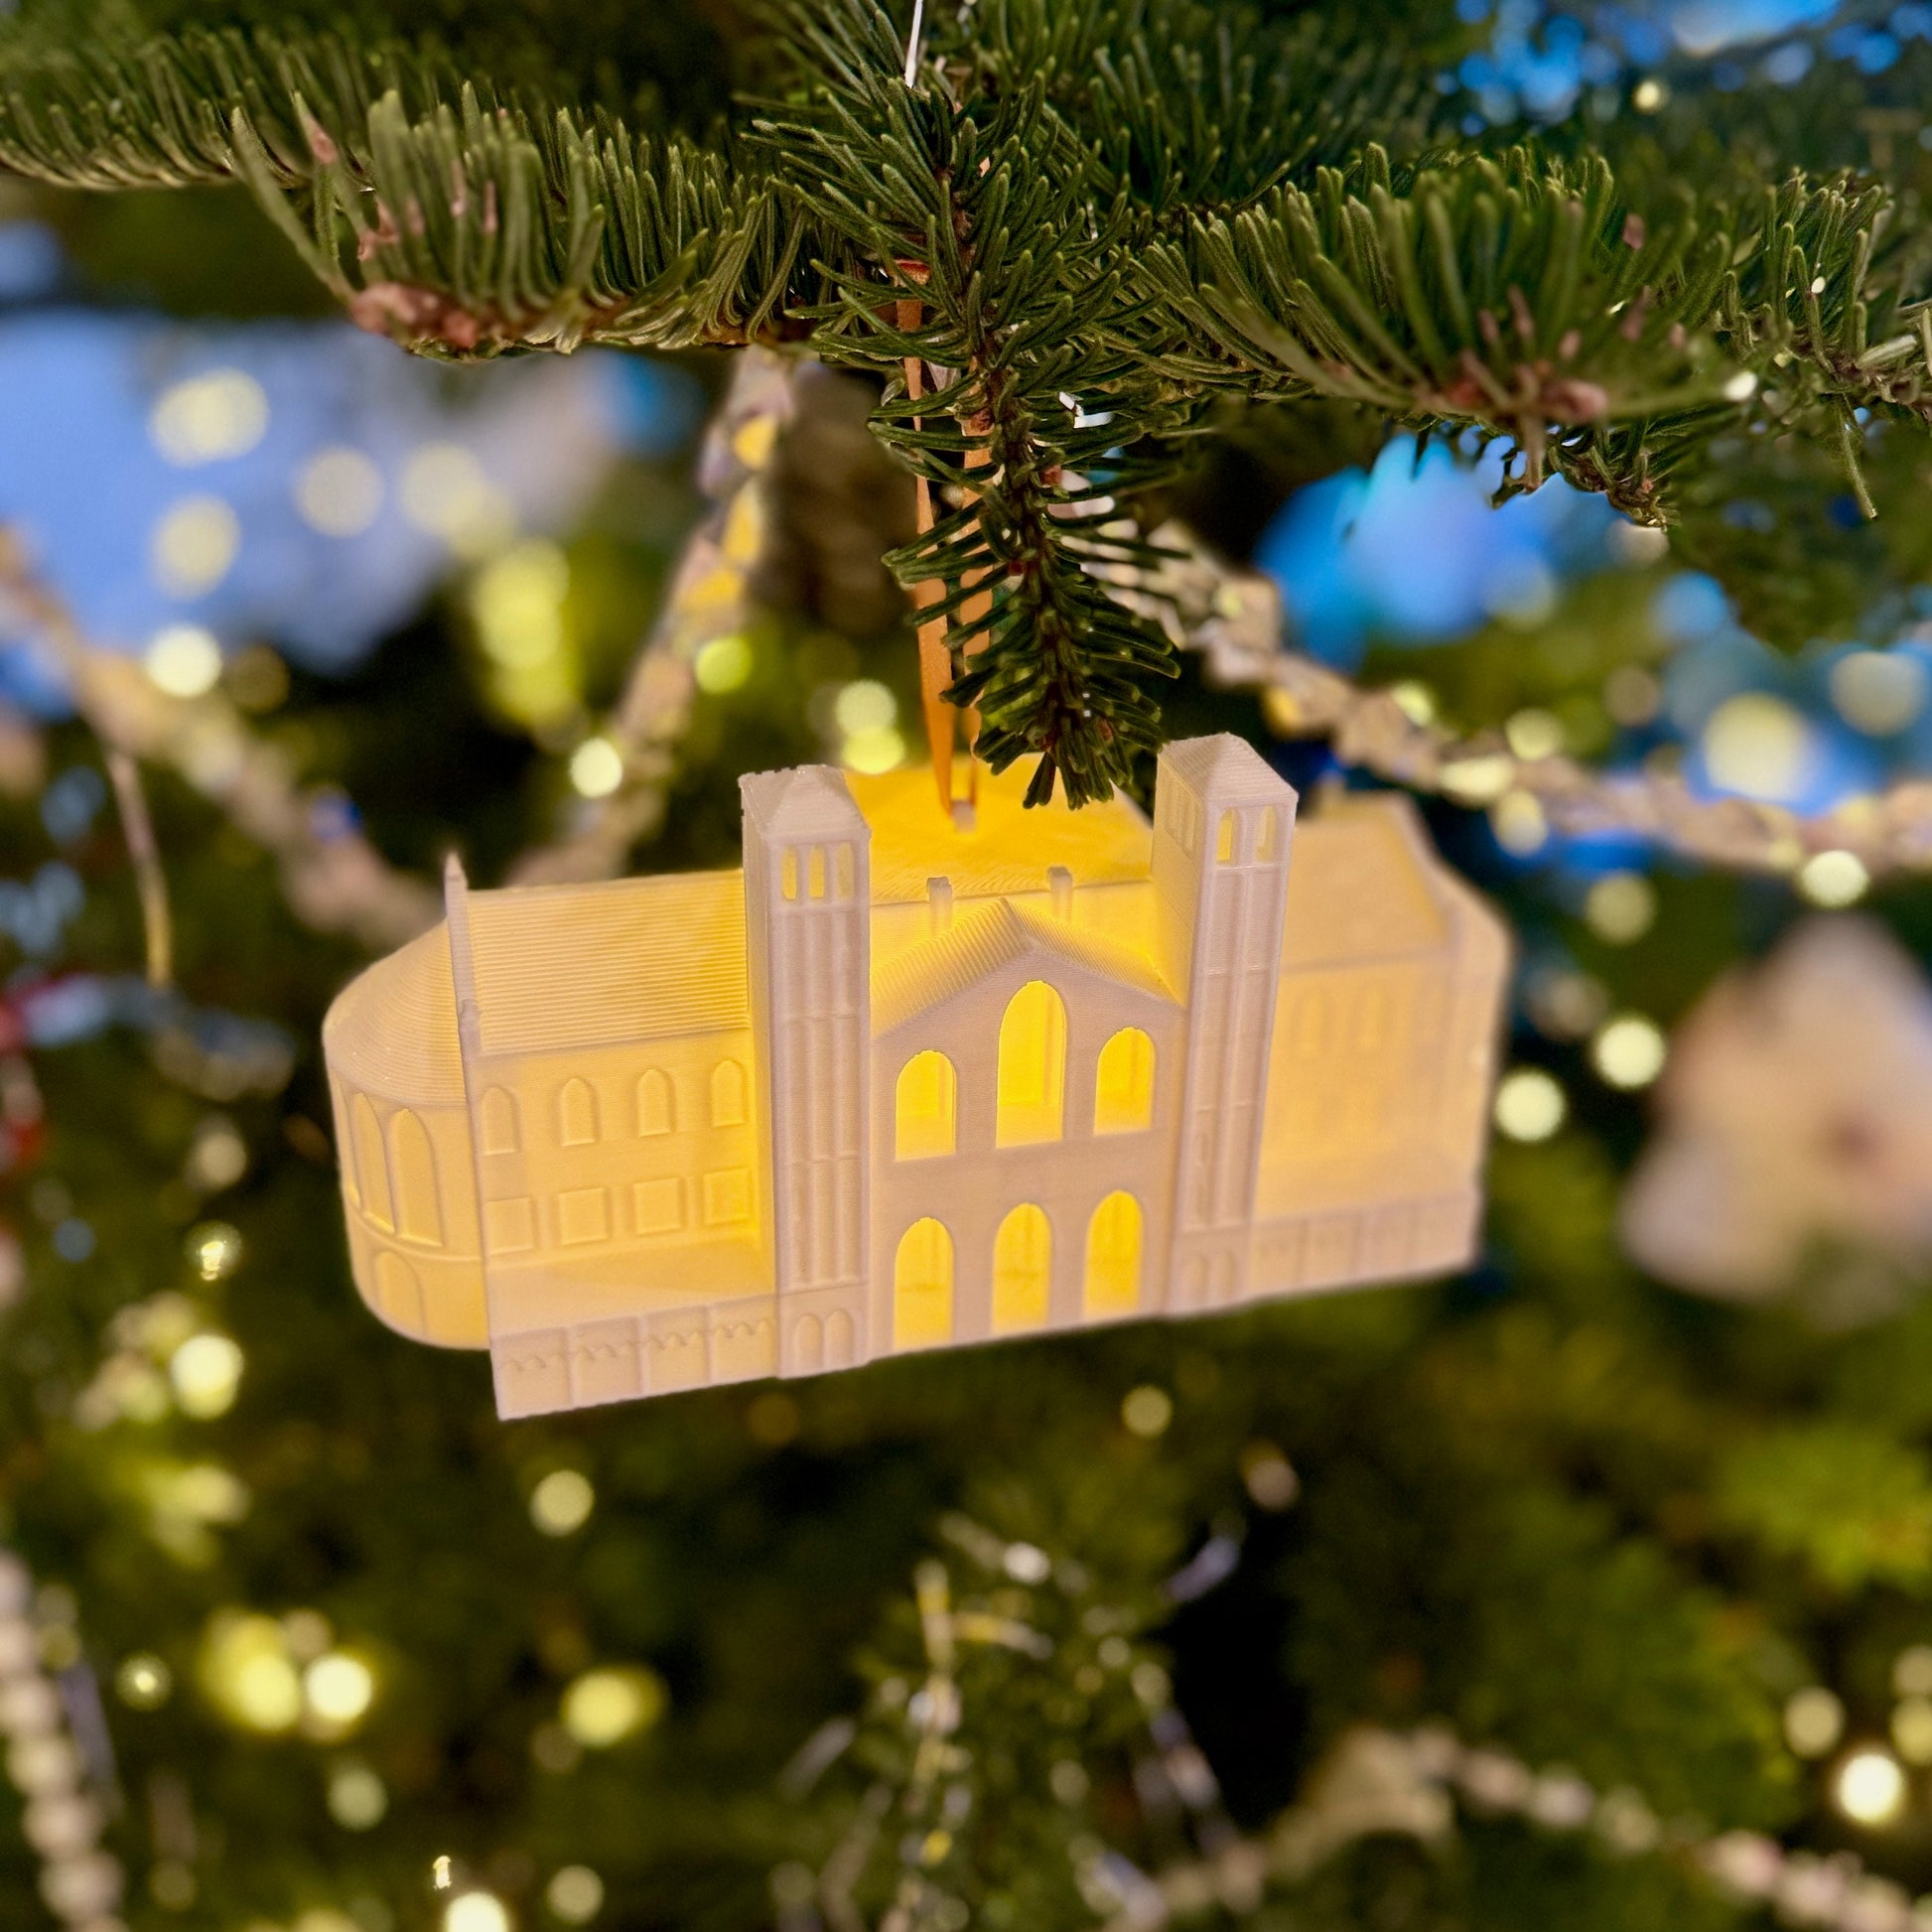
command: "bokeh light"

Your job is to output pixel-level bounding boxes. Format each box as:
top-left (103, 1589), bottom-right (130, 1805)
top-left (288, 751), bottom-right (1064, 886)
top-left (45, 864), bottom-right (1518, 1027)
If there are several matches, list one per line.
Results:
top-left (445, 1893), bottom-right (511, 1932)
top-left (295, 447), bottom-right (385, 537)
top-left (1831, 650), bottom-right (1926, 737)
top-left (169, 1332), bottom-right (243, 1419)
top-left (1784, 1686), bottom-right (1845, 1758)
top-left (144, 622), bottom-right (222, 698)
top-left (547, 1866), bottom-right (604, 1924)
top-left (114, 1653), bottom-right (172, 1710)
top-left (1835, 1747), bottom-right (1906, 1826)
top-left (561, 1666), bottom-right (666, 1748)
top-left (1494, 1068), bottom-right (1567, 1143)
top-left (150, 495), bottom-right (241, 597)
top-left (1591, 1015), bottom-right (1667, 1090)
top-left (1121, 1386), bottom-right (1173, 1438)
top-left (694, 633), bottom-right (754, 694)
top-left (529, 1469), bottom-right (595, 1537)
top-left (1700, 692), bottom-right (1814, 803)
top-left (150, 369), bottom-right (269, 466)
top-left (1584, 873), bottom-right (1657, 945)
top-left (1798, 849), bottom-right (1869, 907)
top-left (327, 1760), bottom-right (388, 1830)
top-left (304, 1651), bottom-right (375, 1728)
top-left (568, 739), bottom-right (623, 799)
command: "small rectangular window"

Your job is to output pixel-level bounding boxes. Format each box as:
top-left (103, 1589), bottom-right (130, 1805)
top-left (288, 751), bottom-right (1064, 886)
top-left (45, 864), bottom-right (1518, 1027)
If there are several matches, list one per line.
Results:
top-left (808, 846), bottom-right (827, 898)
top-left (781, 849), bottom-right (798, 900)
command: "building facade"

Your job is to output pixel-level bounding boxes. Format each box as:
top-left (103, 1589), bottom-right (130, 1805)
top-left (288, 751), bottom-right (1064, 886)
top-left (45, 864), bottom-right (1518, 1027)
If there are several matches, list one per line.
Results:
top-left (323, 736), bottom-right (1509, 1417)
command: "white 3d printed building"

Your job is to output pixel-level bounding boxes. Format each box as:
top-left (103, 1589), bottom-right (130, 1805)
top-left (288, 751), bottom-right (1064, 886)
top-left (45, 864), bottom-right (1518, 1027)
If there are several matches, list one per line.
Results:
top-left (323, 735), bottom-right (1508, 1416)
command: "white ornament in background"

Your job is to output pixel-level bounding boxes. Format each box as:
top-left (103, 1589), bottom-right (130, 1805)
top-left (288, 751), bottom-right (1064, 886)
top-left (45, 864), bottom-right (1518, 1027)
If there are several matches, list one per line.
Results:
top-left (1622, 915), bottom-right (1932, 1300)
top-left (324, 737), bottom-right (1508, 1416)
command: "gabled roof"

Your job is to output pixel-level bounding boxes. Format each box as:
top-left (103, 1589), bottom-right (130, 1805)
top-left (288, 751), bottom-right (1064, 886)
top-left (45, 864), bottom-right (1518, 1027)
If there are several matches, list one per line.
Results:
top-left (1161, 733), bottom-right (1296, 805)
top-left (467, 869), bottom-right (750, 1055)
top-left (740, 764), bottom-right (866, 840)
top-left (873, 898), bottom-right (1174, 1037)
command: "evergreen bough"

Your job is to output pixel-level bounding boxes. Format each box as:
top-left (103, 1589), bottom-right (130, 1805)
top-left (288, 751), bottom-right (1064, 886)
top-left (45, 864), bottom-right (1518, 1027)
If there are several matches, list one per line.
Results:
top-left (3, 0), bottom-right (1928, 802)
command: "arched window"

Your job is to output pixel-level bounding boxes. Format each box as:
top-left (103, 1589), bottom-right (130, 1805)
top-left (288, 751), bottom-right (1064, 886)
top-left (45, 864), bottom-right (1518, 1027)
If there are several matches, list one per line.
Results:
top-left (1084, 1191), bottom-right (1143, 1319)
top-left (390, 1110), bottom-right (443, 1245)
top-left (896, 1050), bottom-right (956, 1160)
top-left (1216, 809), bottom-right (1238, 864)
top-left (996, 980), bottom-right (1066, 1147)
top-left (711, 1059), bottom-right (748, 1129)
top-left (480, 1086), bottom-right (519, 1155)
top-left (636, 1068), bottom-right (674, 1137)
top-left (894, 1219), bottom-right (953, 1349)
top-left (1256, 804), bottom-right (1281, 862)
top-left (350, 1094), bottom-right (392, 1230)
top-left (1094, 1028), bottom-right (1156, 1136)
top-left (557, 1078), bottom-right (598, 1147)
top-left (992, 1203), bottom-right (1051, 1334)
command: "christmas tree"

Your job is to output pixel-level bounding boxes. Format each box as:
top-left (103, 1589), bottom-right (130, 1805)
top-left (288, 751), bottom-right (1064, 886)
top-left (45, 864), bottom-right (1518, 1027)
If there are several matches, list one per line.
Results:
top-left (4, 1), bottom-right (1932, 1928)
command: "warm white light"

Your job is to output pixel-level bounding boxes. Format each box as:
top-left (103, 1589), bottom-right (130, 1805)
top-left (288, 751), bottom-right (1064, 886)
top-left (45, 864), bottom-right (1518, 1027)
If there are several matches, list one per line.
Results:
top-left (169, 1333), bottom-right (243, 1419)
top-left (1701, 693), bottom-right (1812, 803)
top-left (232, 1652), bottom-right (302, 1732)
top-left (1504, 708), bottom-right (1564, 761)
top-left (841, 728), bottom-right (905, 776)
top-left (546, 1867), bottom-right (605, 1925)
top-left (115, 1653), bottom-right (172, 1710)
top-left (327, 1760), bottom-right (388, 1830)
top-left (1798, 850), bottom-right (1869, 908)
top-left (296, 448), bottom-right (385, 537)
top-left (150, 369), bottom-right (269, 466)
top-left (561, 1667), bottom-right (665, 1747)
top-left (151, 496), bottom-right (241, 597)
top-left (1632, 76), bottom-right (1668, 110)
top-left (401, 444), bottom-right (514, 557)
top-left (1830, 650), bottom-right (1926, 737)
top-left (1585, 872), bottom-right (1657, 945)
top-left (569, 739), bottom-right (623, 799)
top-left (304, 1651), bottom-right (375, 1726)
top-left (1494, 1068), bottom-right (1567, 1143)
top-left (445, 1892), bottom-right (512, 1932)
top-left (1121, 1385), bottom-right (1173, 1439)
top-left (145, 623), bottom-right (222, 698)
top-left (1489, 790), bottom-right (1548, 856)
top-left (1784, 1686), bottom-right (1845, 1758)
top-left (529, 1469), bottom-right (595, 1537)
top-left (1388, 680), bottom-right (1437, 726)
top-left (1836, 1747), bottom-right (1906, 1826)
top-left (834, 679), bottom-right (897, 735)
top-left (1893, 1696), bottom-right (1932, 1765)
top-left (694, 633), bottom-right (754, 695)
top-left (472, 541), bottom-right (567, 668)
top-left (1591, 1015), bottom-right (1667, 1090)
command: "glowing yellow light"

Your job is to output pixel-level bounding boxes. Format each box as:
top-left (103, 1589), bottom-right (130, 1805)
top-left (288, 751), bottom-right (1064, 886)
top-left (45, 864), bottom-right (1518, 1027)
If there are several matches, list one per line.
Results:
top-left (170, 1461), bottom-right (248, 1523)
top-left (151, 496), bottom-right (241, 597)
top-left (445, 1893), bottom-right (512, 1932)
top-left (145, 623), bottom-right (222, 698)
top-left (1591, 1015), bottom-right (1667, 1090)
top-left (1585, 872), bottom-right (1657, 944)
top-left (1831, 650), bottom-right (1926, 736)
top-left (294, 1911), bottom-right (360, 1932)
top-left (1494, 1068), bottom-right (1567, 1143)
top-left (1784, 1686), bottom-right (1845, 1758)
top-left (327, 1760), bottom-right (388, 1829)
top-left (296, 447), bottom-right (385, 537)
top-left (1894, 1646), bottom-right (1932, 1699)
top-left (304, 1651), bottom-right (375, 1726)
top-left (1388, 680), bottom-right (1437, 726)
top-left (1490, 790), bottom-right (1548, 856)
top-left (186, 1221), bottom-right (243, 1282)
top-left (561, 1666), bottom-right (666, 1748)
top-left (1893, 1697), bottom-right (1932, 1765)
top-left (1701, 693), bottom-right (1812, 803)
top-left (1798, 850), bottom-right (1869, 908)
top-left (169, 1332), bottom-right (243, 1419)
top-left (1632, 76), bottom-right (1668, 110)
top-left (1504, 709), bottom-right (1564, 761)
top-left (150, 369), bottom-right (269, 466)
top-left (546, 1868), bottom-right (604, 1925)
top-left (1836, 1747), bottom-right (1906, 1826)
top-left (529, 1468), bottom-right (595, 1537)
top-left (834, 680), bottom-right (897, 736)
top-left (205, 1614), bottom-right (302, 1732)
top-left (569, 739), bottom-right (623, 800)
top-left (1121, 1385), bottom-right (1173, 1439)
top-left (840, 728), bottom-right (905, 776)
top-left (472, 541), bottom-right (568, 669)
top-left (115, 1652), bottom-right (172, 1710)
top-left (400, 444), bottom-right (515, 557)
top-left (1441, 755), bottom-right (1514, 805)
top-left (694, 633), bottom-right (754, 695)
